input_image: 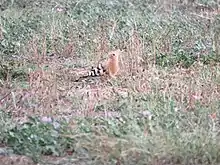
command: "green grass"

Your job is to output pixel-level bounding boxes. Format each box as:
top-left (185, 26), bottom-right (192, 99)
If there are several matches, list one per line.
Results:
top-left (1, 0), bottom-right (220, 164)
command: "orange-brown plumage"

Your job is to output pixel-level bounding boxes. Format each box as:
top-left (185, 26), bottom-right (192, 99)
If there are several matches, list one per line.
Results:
top-left (106, 49), bottom-right (120, 78)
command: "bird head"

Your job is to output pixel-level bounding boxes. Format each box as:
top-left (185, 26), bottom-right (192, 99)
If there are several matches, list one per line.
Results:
top-left (108, 49), bottom-right (122, 60)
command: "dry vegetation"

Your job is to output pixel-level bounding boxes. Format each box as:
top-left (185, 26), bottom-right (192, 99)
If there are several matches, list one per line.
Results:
top-left (0, 0), bottom-right (220, 164)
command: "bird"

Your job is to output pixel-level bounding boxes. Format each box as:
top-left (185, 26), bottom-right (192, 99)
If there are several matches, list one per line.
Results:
top-left (106, 49), bottom-right (120, 78)
top-left (74, 49), bottom-right (121, 82)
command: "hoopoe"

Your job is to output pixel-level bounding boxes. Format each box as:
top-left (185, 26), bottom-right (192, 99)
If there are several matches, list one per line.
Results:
top-left (75, 49), bottom-right (121, 81)
top-left (105, 49), bottom-right (120, 78)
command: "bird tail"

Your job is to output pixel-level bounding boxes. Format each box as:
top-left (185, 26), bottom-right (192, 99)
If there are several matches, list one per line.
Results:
top-left (74, 63), bottom-right (107, 82)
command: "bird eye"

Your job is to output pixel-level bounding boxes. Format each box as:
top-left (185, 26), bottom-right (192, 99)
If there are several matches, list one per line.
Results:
top-left (112, 53), bottom-right (116, 56)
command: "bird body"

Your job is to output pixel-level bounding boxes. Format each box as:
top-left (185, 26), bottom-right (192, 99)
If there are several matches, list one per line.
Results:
top-left (75, 49), bottom-right (121, 81)
top-left (106, 49), bottom-right (120, 77)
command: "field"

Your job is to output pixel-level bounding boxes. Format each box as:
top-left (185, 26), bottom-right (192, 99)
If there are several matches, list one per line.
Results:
top-left (1, 0), bottom-right (220, 164)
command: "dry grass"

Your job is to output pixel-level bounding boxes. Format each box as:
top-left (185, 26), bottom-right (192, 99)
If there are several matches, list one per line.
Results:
top-left (1, 0), bottom-right (220, 164)
top-left (2, 36), bottom-right (219, 120)
top-left (0, 52), bottom-right (215, 118)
